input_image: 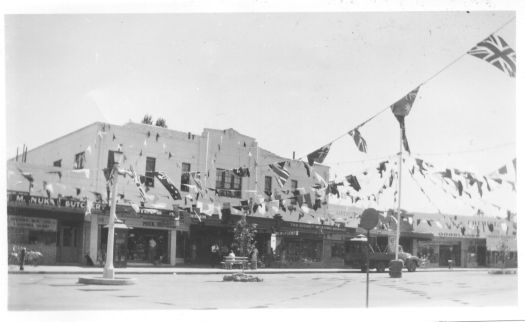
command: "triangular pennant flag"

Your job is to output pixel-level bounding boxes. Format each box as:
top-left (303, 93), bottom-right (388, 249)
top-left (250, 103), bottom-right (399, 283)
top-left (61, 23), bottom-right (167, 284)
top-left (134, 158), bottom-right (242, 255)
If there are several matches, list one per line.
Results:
top-left (348, 128), bottom-right (368, 153)
top-left (468, 35), bottom-right (516, 78)
top-left (390, 87), bottom-right (419, 153)
top-left (303, 161), bottom-right (311, 177)
top-left (345, 175), bottom-right (361, 191)
top-left (307, 143), bottom-right (331, 166)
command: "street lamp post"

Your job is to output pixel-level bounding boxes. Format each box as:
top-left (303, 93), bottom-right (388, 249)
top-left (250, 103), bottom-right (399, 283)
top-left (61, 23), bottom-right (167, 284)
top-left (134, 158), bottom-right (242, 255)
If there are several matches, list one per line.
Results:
top-left (103, 151), bottom-right (124, 279)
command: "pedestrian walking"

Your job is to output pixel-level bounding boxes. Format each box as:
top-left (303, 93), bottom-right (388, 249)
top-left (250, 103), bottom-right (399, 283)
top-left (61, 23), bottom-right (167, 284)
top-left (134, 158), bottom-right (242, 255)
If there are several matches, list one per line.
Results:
top-left (19, 247), bottom-right (26, 271)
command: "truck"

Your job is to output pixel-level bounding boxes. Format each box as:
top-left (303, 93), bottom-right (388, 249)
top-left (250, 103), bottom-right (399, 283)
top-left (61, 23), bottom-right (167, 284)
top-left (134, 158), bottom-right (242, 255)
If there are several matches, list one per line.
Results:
top-left (344, 236), bottom-right (420, 273)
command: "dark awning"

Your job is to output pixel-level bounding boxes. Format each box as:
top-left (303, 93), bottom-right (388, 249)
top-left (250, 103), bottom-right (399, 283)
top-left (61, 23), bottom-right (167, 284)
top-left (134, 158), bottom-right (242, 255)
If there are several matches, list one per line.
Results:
top-left (401, 232), bottom-right (433, 240)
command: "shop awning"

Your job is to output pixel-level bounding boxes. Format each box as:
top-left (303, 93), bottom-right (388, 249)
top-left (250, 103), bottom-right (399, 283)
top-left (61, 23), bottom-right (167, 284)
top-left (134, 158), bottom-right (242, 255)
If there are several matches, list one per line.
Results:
top-left (401, 232), bottom-right (434, 240)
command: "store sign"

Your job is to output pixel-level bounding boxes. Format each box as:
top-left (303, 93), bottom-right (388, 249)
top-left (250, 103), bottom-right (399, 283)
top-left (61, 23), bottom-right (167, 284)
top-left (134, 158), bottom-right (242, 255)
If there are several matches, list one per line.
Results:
top-left (276, 231), bottom-right (299, 237)
top-left (8, 193), bottom-right (105, 212)
top-left (8, 215), bottom-right (57, 231)
top-left (142, 219), bottom-right (177, 229)
top-left (287, 222), bottom-right (348, 233)
top-left (438, 232), bottom-right (478, 238)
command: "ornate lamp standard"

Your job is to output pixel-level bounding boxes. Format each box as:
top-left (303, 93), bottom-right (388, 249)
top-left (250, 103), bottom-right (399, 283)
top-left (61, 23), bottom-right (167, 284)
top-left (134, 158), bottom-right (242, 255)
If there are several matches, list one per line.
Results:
top-left (79, 150), bottom-right (134, 285)
top-left (103, 150), bottom-right (124, 279)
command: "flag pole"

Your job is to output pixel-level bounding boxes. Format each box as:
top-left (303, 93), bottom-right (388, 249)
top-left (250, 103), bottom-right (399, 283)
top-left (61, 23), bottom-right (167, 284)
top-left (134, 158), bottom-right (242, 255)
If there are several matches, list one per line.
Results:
top-left (205, 131), bottom-right (210, 189)
top-left (395, 127), bottom-right (403, 260)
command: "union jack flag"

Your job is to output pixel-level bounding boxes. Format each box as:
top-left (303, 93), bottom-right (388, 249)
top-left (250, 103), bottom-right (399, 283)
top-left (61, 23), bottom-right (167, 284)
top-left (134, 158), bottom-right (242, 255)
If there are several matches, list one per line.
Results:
top-left (468, 35), bottom-right (516, 78)
top-left (268, 161), bottom-right (290, 188)
top-left (307, 143), bottom-right (332, 166)
top-left (348, 128), bottom-right (368, 153)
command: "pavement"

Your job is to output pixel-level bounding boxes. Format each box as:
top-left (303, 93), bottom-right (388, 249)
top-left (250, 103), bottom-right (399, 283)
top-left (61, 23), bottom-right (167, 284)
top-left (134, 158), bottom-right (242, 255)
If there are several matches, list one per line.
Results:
top-left (7, 264), bottom-right (513, 275)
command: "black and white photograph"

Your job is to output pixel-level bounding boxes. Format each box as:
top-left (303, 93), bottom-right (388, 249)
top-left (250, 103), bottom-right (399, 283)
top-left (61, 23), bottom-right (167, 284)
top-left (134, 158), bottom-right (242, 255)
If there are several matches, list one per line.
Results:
top-left (2, 1), bottom-right (523, 321)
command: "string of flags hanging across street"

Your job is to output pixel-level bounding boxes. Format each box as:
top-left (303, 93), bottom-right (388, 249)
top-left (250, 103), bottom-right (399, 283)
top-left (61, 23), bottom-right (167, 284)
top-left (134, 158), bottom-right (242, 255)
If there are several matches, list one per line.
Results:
top-left (9, 17), bottom-right (516, 227)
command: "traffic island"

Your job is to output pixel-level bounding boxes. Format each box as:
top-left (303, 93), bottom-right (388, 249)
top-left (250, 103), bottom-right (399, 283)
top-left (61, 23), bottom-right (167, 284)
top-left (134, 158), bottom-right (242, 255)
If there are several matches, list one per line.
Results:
top-left (78, 276), bottom-right (136, 285)
top-left (223, 273), bottom-right (263, 282)
top-left (488, 269), bottom-right (517, 275)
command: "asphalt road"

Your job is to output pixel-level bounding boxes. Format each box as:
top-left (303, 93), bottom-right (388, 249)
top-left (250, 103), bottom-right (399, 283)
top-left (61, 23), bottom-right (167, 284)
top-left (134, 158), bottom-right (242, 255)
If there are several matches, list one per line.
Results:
top-left (8, 271), bottom-right (517, 310)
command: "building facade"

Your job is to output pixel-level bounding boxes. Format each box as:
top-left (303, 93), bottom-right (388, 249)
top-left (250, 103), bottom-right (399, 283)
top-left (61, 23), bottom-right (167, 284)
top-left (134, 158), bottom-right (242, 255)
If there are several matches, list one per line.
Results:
top-left (8, 122), bottom-right (337, 267)
top-left (326, 203), bottom-right (517, 268)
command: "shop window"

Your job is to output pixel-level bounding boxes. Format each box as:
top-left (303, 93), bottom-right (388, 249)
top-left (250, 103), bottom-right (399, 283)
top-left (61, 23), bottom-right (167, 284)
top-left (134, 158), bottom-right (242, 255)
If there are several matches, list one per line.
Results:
top-left (53, 159), bottom-right (62, 167)
top-left (145, 157), bottom-right (156, 187)
top-left (181, 162), bottom-right (191, 192)
top-left (215, 168), bottom-right (242, 198)
top-left (281, 239), bottom-right (322, 262)
top-left (264, 176), bottom-right (272, 196)
top-left (331, 243), bottom-right (345, 258)
top-left (417, 242), bottom-right (438, 264)
top-left (74, 152), bottom-right (86, 169)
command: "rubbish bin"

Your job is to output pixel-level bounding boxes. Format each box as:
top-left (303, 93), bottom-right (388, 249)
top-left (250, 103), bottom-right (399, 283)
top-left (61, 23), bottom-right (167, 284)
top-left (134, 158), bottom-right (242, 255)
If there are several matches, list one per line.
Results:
top-left (389, 259), bottom-right (403, 278)
top-left (448, 259), bottom-right (454, 269)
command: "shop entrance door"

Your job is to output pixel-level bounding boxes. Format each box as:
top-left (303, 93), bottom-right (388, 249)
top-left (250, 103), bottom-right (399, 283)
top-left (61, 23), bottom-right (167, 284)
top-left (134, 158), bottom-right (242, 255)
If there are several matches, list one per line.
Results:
top-left (439, 244), bottom-right (461, 267)
top-left (477, 245), bottom-right (487, 266)
top-left (56, 224), bottom-right (79, 263)
top-left (126, 228), bottom-right (169, 265)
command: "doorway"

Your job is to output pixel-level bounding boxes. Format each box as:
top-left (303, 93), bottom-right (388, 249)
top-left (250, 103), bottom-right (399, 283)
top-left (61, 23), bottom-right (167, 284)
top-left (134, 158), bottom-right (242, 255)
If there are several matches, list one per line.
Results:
top-left (477, 245), bottom-right (487, 266)
top-left (56, 224), bottom-right (81, 263)
top-left (439, 244), bottom-right (461, 267)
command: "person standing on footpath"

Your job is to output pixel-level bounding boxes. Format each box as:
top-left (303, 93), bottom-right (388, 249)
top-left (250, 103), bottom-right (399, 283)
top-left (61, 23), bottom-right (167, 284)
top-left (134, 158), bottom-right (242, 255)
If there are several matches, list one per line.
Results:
top-left (250, 244), bottom-right (259, 270)
top-left (148, 238), bottom-right (157, 264)
top-left (210, 243), bottom-right (219, 268)
top-left (19, 247), bottom-right (26, 271)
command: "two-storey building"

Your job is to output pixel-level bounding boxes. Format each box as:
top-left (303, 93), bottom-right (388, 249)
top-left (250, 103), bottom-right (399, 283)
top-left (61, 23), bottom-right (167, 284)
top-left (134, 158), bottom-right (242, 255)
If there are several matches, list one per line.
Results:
top-left (8, 121), bottom-right (357, 267)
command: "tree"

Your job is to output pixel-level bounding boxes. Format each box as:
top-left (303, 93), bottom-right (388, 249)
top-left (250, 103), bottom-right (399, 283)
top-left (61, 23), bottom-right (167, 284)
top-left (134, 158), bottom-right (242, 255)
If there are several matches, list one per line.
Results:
top-left (233, 215), bottom-right (257, 256)
top-left (497, 239), bottom-right (510, 269)
top-left (155, 118), bottom-right (168, 128)
top-left (141, 114), bottom-right (153, 125)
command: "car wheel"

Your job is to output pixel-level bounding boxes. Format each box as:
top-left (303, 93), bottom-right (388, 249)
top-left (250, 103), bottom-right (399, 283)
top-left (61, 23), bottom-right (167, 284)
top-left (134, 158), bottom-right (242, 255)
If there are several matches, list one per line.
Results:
top-left (360, 264), bottom-right (367, 273)
top-left (376, 262), bottom-right (386, 273)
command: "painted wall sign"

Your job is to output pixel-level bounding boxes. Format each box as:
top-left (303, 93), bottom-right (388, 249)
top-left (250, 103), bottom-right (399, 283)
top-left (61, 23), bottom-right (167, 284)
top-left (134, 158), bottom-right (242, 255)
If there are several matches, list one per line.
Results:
top-left (8, 215), bottom-right (57, 231)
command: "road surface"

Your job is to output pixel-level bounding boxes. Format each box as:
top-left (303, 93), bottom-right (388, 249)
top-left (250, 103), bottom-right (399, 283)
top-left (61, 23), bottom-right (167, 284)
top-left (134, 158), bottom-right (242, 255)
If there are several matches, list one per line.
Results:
top-left (8, 271), bottom-right (517, 310)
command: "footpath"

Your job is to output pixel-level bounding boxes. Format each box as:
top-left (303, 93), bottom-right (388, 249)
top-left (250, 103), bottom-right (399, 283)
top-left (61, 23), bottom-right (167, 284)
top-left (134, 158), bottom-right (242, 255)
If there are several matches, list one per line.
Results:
top-left (7, 265), bottom-right (505, 275)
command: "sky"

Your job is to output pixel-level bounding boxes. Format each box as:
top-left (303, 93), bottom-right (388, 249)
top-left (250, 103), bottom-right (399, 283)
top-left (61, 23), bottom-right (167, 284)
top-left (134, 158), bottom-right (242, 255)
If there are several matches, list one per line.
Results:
top-left (4, 11), bottom-right (517, 214)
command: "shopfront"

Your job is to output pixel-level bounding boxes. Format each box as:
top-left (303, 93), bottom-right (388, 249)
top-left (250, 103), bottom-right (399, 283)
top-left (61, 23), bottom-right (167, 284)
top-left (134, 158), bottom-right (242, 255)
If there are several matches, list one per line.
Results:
top-left (187, 213), bottom-right (275, 265)
top-left (7, 192), bottom-right (86, 265)
top-left (90, 205), bottom-right (192, 266)
top-left (273, 221), bottom-right (354, 268)
top-left (486, 235), bottom-right (517, 268)
top-left (412, 212), bottom-right (517, 268)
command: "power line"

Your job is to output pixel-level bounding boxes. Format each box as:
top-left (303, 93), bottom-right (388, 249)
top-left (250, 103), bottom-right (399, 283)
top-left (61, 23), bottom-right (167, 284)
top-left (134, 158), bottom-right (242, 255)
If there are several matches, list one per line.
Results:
top-left (294, 15), bottom-right (515, 163)
top-left (413, 142), bottom-right (515, 157)
top-left (326, 153), bottom-right (398, 166)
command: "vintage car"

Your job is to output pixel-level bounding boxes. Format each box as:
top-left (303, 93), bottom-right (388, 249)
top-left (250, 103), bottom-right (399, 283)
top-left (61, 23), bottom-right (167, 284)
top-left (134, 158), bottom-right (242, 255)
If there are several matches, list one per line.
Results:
top-left (344, 237), bottom-right (420, 272)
